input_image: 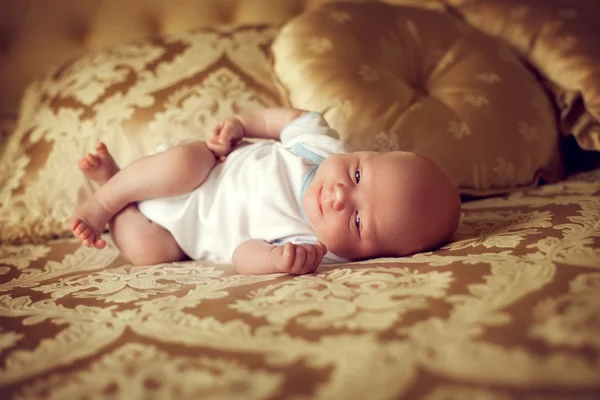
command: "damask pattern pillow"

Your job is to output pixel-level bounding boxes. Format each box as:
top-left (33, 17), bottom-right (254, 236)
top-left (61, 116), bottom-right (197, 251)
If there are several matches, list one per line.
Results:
top-left (450, 0), bottom-right (600, 151)
top-left (0, 26), bottom-right (280, 244)
top-left (271, 2), bottom-right (563, 196)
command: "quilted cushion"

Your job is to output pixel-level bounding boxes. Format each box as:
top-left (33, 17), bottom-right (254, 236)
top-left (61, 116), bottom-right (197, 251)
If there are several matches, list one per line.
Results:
top-left (271, 2), bottom-right (563, 195)
top-left (0, 26), bottom-right (280, 244)
top-left (450, 0), bottom-right (600, 151)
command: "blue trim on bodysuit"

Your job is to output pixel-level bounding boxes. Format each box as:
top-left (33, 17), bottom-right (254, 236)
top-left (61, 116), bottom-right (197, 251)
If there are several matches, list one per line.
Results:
top-left (299, 165), bottom-right (318, 219)
top-left (290, 143), bottom-right (324, 220)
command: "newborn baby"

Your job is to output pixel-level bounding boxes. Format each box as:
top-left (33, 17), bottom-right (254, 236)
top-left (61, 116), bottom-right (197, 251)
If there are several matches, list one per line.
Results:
top-left (71, 107), bottom-right (461, 275)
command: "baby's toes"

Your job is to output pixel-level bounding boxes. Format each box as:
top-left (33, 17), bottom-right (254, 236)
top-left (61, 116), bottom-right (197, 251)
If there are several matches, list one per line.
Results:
top-left (94, 237), bottom-right (107, 249)
top-left (95, 142), bottom-right (109, 158)
top-left (79, 227), bottom-right (93, 240)
top-left (71, 219), bottom-right (82, 233)
top-left (79, 228), bottom-right (96, 247)
top-left (78, 226), bottom-right (92, 241)
top-left (72, 220), bottom-right (86, 235)
top-left (85, 154), bottom-right (100, 167)
top-left (72, 221), bottom-right (95, 244)
top-left (77, 158), bottom-right (91, 171)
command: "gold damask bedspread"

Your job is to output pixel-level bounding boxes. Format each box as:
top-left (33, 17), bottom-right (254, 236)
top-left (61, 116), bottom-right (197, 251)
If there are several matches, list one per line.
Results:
top-left (1, 168), bottom-right (599, 399)
top-left (1, 0), bottom-right (600, 398)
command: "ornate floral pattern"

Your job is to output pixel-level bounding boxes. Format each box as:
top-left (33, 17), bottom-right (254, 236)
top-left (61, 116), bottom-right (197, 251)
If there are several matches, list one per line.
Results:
top-left (1, 2), bottom-right (599, 398)
top-left (0, 26), bottom-right (279, 245)
top-left (1, 169), bottom-right (599, 398)
top-left (452, 0), bottom-right (600, 151)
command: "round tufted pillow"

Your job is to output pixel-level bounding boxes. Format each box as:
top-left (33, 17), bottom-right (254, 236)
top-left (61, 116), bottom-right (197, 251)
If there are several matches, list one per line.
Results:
top-left (450, 0), bottom-right (600, 151)
top-left (271, 2), bottom-right (563, 195)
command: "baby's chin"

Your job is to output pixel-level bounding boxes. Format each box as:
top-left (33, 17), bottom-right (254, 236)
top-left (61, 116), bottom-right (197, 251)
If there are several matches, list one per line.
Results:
top-left (323, 242), bottom-right (376, 261)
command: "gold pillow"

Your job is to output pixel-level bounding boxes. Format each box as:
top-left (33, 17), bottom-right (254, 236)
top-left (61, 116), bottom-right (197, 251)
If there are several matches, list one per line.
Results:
top-left (0, 26), bottom-right (280, 244)
top-left (450, 0), bottom-right (600, 151)
top-left (271, 2), bottom-right (563, 195)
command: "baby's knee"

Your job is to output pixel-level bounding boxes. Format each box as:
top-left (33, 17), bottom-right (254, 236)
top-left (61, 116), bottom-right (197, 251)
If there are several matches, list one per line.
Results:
top-left (169, 142), bottom-right (215, 169)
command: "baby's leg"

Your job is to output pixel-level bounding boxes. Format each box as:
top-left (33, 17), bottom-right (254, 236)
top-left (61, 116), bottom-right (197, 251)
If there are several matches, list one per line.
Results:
top-left (72, 143), bottom-right (119, 248)
top-left (72, 143), bottom-right (186, 264)
top-left (108, 204), bottom-right (186, 265)
top-left (72, 141), bottom-right (216, 248)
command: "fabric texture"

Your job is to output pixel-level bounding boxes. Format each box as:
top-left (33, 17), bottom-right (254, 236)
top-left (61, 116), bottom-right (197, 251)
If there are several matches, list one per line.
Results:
top-left (271, 2), bottom-right (564, 196)
top-left (1, 1), bottom-right (600, 398)
top-left (138, 112), bottom-right (347, 263)
top-left (1, 167), bottom-right (599, 398)
top-left (450, 0), bottom-right (600, 151)
top-left (0, 25), bottom-right (280, 245)
top-left (0, 0), bottom-right (398, 119)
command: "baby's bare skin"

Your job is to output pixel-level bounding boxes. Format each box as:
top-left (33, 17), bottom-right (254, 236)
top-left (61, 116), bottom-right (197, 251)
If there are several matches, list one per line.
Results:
top-left (71, 143), bottom-right (119, 249)
top-left (77, 142), bottom-right (119, 184)
top-left (69, 108), bottom-right (334, 273)
top-left (71, 140), bottom-right (217, 253)
top-left (69, 107), bottom-right (461, 274)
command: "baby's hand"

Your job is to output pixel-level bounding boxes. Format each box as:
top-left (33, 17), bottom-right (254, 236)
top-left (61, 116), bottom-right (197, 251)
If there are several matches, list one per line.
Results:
top-left (269, 242), bottom-right (327, 275)
top-left (207, 117), bottom-right (245, 161)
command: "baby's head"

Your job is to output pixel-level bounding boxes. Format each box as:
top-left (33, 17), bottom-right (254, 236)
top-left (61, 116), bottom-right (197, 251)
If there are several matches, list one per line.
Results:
top-left (302, 151), bottom-right (461, 260)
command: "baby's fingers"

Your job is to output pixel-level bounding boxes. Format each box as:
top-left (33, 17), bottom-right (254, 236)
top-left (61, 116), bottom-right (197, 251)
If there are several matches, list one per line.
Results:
top-left (220, 123), bottom-right (240, 145)
top-left (290, 245), bottom-right (307, 274)
top-left (272, 243), bottom-right (321, 275)
top-left (311, 242), bottom-right (327, 266)
top-left (302, 245), bottom-right (317, 270)
top-left (272, 242), bottom-right (295, 272)
top-left (209, 122), bottom-right (223, 140)
top-left (212, 121), bottom-right (223, 133)
top-left (206, 140), bottom-right (225, 154)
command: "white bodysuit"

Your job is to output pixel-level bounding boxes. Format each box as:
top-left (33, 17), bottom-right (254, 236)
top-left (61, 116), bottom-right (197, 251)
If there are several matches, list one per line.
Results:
top-left (138, 112), bottom-right (349, 263)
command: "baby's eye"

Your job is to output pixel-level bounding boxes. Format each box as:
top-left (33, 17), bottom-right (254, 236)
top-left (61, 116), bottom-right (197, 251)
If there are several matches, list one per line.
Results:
top-left (355, 169), bottom-right (361, 184)
top-left (355, 212), bottom-right (361, 230)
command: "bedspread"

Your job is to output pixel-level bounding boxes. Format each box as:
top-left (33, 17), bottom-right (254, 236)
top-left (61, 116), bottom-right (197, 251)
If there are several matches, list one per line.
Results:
top-left (2, 1), bottom-right (600, 398)
top-left (1, 167), bottom-right (599, 399)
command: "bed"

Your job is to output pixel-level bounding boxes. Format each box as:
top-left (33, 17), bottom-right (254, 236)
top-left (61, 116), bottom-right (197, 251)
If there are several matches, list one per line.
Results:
top-left (1, 0), bottom-right (600, 398)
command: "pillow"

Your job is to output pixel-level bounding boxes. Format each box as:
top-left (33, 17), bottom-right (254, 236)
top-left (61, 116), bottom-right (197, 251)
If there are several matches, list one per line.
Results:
top-left (0, 26), bottom-right (280, 244)
top-left (271, 2), bottom-right (563, 196)
top-left (450, 0), bottom-right (600, 151)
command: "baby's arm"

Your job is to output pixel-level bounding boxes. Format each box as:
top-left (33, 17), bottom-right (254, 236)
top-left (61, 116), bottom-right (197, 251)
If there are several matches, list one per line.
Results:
top-left (235, 107), bottom-right (307, 140)
top-left (233, 239), bottom-right (327, 275)
top-left (208, 107), bottom-right (307, 157)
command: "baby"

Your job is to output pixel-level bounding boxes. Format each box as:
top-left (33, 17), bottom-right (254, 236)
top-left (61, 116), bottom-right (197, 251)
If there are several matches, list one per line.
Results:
top-left (71, 107), bottom-right (461, 275)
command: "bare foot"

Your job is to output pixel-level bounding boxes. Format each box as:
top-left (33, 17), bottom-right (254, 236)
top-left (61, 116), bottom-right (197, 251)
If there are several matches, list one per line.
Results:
top-left (77, 142), bottom-right (119, 185)
top-left (71, 143), bottom-right (120, 248)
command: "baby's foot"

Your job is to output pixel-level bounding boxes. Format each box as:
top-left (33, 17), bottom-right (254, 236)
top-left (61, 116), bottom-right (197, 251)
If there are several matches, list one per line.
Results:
top-left (71, 143), bottom-right (120, 248)
top-left (71, 207), bottom-right (109, 249)
top-left (77, 142), bottom-right (119, 185)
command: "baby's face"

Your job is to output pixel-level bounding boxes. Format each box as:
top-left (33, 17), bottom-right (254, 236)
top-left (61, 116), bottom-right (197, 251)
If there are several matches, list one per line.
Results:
top-left (302, 151), bottom-right (460, 260)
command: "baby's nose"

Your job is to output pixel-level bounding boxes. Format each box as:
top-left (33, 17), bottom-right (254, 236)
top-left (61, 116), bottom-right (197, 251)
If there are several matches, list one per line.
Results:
top-left (332, 183), bottom-right (346, 211)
